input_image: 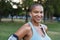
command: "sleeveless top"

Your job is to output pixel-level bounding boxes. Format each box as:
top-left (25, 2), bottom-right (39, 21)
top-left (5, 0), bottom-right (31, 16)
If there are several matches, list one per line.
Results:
top-left (28, 22), bottom-right (51, 40)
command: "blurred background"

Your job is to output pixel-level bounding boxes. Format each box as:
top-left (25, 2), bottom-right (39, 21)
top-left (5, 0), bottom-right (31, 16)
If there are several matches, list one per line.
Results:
top-left (0, 0), bottom-right (60, 40)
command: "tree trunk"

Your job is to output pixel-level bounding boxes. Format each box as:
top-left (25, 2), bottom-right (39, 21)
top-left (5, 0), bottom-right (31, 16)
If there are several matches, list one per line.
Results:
top-left (11, 15), bottom-right (14, 22)
top-left (0, 15), bottom-right (2, 22)
top-left (0, 18), bottom-right (1, 22)
top-left (25, 11), bottom-right (28, 23)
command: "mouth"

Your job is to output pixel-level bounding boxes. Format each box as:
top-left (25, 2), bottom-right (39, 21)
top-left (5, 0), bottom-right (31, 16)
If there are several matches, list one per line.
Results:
top-left (36, 16), bottom-right (43, 20)
top-left (36, 16), bottom-right (43, 21)
top-left (37, 18), bottom-right (40, 20)
top-left (36, 18), bottom-right (41, 20)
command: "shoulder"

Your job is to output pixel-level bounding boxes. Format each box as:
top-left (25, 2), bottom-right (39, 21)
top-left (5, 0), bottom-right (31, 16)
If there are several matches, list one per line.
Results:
top-left (15, 23), bottom-right (31, 39)
top-left (22, 23), bottom-right (31, 31)
top-left (15, 23), bottom-right (31, 34)
top-left (41, 24), bottom-right (48, 32)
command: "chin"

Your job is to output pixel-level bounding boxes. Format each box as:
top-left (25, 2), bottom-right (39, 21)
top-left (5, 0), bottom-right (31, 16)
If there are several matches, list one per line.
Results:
top-left (36, 21), bottom-right (41, 23)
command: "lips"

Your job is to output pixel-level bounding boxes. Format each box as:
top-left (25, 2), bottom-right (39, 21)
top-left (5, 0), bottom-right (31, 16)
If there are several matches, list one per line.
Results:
top-left (37, 18), bottom-right (41, 20)
top-left (36, 16), bottom-right (43, 19)
top-left (36, 16), bottom-right (42, 19)
top-left (35, 17), bottom-right (41, 20)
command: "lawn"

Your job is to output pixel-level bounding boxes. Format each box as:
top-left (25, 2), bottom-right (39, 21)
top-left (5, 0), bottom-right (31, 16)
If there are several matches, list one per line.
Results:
top-left (0, 21), bottom-right (60, 40)
top-left (46, 22), bottom-right (60, 40)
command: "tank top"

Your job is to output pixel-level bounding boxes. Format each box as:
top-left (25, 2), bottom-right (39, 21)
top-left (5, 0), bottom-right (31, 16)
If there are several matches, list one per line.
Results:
top-left (28, 22), bottom-right (51, 40)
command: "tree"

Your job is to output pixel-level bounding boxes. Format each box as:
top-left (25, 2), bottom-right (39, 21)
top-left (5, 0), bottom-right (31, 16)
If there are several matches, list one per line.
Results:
top-left (0, 0), bottom-right (7, 22)
top-left (53, 0), bottom-right (60, 17)
top-left (44, 0), bottom-right (56, 22)
top-left (22, 0), bottom-right (33, 22)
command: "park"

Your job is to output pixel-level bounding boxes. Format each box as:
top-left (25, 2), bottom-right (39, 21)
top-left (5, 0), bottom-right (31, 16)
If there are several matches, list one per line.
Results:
top-left (0, 0), bottom-right (60, 40)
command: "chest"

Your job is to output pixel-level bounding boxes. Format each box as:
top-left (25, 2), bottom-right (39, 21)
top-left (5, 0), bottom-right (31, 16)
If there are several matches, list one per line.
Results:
top-left (30, 27), bottom-right (51, 40)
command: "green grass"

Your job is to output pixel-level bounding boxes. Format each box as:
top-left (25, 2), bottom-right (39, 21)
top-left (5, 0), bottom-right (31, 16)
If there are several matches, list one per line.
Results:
top-left (0, 22), bottom-right (25, 40)
top-left (0, 22), bottom-right (60, 40)
top-left (46, 22), bottom-right (60, 40)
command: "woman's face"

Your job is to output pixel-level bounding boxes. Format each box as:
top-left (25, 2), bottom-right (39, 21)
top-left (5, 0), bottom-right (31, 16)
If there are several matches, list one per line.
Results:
top-left (30, 5), bottom-right (44, 23)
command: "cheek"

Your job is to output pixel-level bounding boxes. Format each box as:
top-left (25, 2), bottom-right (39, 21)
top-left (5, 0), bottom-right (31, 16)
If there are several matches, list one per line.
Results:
top-left (41, 13), bottom-right (44, 17)
top-left (42, 14), bottom-right (44, 17)
top-left (32, 13), bottom-right (38, 16)
top-left (31, 13), bottom-right (37, 17)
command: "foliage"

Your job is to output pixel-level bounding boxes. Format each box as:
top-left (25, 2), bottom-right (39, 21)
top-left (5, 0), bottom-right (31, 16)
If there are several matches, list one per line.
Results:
top-left (0, 0), bottom-right (60, 22)
top-left (46, 0), bottom-right (60, 17)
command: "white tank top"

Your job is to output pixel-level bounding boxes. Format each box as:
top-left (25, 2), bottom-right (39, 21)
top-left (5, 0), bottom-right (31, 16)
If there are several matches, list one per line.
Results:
top-left (28, 22), bottom-right (51, 40)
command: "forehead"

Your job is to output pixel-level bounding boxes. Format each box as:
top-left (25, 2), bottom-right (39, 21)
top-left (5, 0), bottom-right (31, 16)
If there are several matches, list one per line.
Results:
top-left (32, 6), bottom-right (43, 11)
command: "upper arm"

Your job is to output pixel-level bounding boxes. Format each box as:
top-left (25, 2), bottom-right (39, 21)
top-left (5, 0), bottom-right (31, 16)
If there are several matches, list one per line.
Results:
top-left (45, 26), bottom-right (48, 32)
top-left (43, 25), bottom-right (48, 33)
top-left (15, 24), bottom-right (30, 40)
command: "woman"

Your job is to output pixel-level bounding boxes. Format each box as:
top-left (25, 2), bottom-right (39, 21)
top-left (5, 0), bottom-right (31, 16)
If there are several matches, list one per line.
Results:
top-left (8, 4), bottom-right (51, 40)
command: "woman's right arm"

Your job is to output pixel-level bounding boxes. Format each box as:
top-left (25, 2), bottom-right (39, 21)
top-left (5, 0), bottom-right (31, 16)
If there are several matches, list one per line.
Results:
top-left (8, 24), bottom-right (30, 40)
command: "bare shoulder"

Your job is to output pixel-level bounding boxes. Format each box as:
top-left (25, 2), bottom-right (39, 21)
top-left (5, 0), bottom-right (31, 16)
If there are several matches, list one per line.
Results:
top-left (41, 24), bottom-right (48, 32)
top-left (15, 23), bottom-right (31, 39)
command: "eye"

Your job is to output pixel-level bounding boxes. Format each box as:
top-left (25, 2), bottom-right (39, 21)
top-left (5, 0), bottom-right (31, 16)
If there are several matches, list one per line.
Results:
top-left (40, 11), bottom-right (44, 14)
top-left (33, 11), bottom-right (39, 13)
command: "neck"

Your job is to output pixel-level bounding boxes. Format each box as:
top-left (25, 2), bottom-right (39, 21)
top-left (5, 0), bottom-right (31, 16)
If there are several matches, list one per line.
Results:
top-left (31, 19), bottom-right (40, 27)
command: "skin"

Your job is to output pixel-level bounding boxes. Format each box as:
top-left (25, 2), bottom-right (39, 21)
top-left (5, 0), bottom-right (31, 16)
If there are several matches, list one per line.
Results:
top-left (15, 5), bottom-right (48, 40)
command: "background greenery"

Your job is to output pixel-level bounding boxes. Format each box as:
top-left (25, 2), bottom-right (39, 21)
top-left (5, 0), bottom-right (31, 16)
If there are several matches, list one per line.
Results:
top-left (0, 0), bottom-right (60, 22)
top-left (0, 21), bottom-right (60, 40)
